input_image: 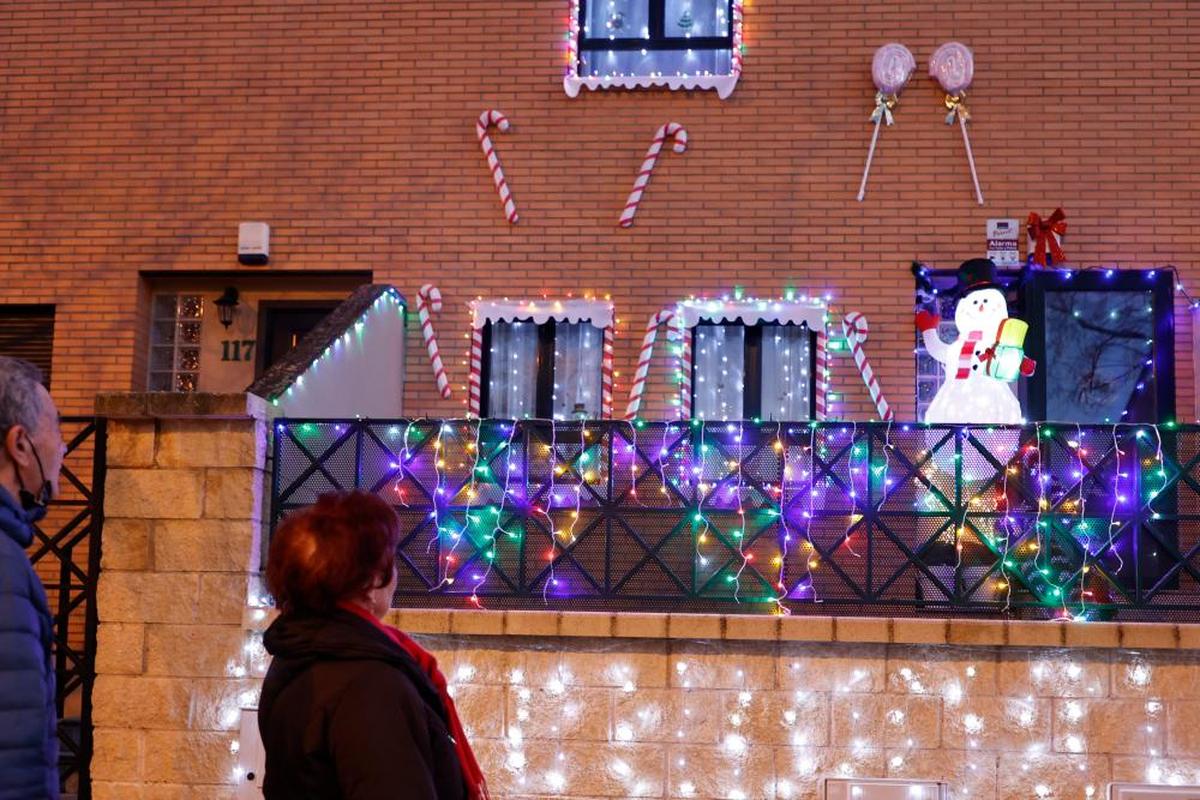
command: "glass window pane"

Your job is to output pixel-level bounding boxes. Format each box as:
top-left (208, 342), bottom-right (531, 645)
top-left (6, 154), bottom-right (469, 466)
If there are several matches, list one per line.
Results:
top-left (1044, 290), bottom-right (1156, 423)
top-left (178, 322), bottom-right (201, 344)
top-left (693, 324), bottom-right (743, 420)
top-left (151, 320), bottom-right (176, 346)
top-left (553, 324), bottom-right (602, 419)
top-left (175, 373), bottom-right (197, 392)
top-left (179, 348), bottom-right (200, 371)
top-left (580, 47), bottom-right (731, 78)
top-left (149, 372), bottom-right (173, 391)
top-left (664, 0), bottom-right (729, 37)
top-left (150, 347), bottom-right (175, 371)
top-left (152, 295), bottom-right (178, 320)
top-left (487, 321), bottom-right (539, 419)
top-left (760, 325), bottom-right (812, 421)
top-left (179, 295), bottom-right (204, 319)
top-left (585, 0), bottom-right (649, 40)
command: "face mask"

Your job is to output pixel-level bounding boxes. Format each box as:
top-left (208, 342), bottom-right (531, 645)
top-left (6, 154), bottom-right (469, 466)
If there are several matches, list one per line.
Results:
top-left (15, 434), bottom-right (52, 512)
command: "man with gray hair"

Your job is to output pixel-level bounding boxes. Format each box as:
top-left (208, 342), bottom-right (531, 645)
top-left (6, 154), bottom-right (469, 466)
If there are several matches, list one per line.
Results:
top-left (0, 357), bottom-right (65, 799)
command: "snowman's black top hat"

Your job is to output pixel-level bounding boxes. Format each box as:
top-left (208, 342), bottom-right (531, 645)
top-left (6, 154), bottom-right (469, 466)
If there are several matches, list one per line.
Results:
top-left (957, 258), bottom-right (999, 293)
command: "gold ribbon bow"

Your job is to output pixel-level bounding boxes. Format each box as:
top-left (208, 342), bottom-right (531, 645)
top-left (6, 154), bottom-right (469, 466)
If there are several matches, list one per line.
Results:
top-left (870, 91), bottom-right (898, 125)
top-left (943, 92), bottom-right (970, 125)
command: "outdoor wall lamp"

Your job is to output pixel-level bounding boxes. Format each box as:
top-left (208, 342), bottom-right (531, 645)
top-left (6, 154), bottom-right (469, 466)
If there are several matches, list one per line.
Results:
top-left (215, 287), bottom-right (240, 329)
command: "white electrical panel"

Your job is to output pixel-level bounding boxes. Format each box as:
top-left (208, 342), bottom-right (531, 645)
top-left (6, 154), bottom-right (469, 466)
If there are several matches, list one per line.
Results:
top-left (825, 777), bottom-right (948, 800)
top-left (236, 707), bottom-right (266, 799)
top-left (1109, 784), bottom-right (1200, 799)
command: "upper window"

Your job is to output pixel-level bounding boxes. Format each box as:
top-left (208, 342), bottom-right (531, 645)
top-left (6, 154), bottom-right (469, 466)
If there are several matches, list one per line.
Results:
top-left (472, 300), bottom-right (614, 420)
top-left (148, 293), bottom-right (203, 392)
top-left (679, 297), bottom-right (826, 421)
top-left (565, 0), bottom-right (744, 99)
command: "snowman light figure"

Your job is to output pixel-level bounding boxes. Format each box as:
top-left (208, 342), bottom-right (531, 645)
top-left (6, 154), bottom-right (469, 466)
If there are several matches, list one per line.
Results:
top-left (917, 258), bottom-right (1035, 424)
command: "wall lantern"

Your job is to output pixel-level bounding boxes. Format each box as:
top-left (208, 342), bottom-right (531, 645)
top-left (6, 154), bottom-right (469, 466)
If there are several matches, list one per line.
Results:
top-left (215, 287), bottom-right (240, 329)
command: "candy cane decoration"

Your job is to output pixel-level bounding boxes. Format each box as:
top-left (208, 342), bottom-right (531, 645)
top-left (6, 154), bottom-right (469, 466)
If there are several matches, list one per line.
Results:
top-left (468, 325), bottom-right (484, 417)
top-left (417, 285), bottom-right (451, 399)
top-left (601, 323), bottom-right (615, 419)
top-left (815, 331), bottom-right (829, 421)
top-left (842, 312), bottom-right (893, 421)
top-left (619, 122), bottom-right (688, 228)
top-left (476, 109), bottom-right (519, 224)
top-left (625, 308), bottom-right (675, 420)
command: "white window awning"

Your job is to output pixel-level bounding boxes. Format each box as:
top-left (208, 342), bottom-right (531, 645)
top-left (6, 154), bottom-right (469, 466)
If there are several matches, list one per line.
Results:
top-left (677, 297), bottom-right (828, 331)
top-left (471, 298), bottom-right (614, 330)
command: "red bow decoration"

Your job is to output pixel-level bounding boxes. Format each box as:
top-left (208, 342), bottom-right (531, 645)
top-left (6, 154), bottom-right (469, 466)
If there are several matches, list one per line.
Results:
top-left (1027, 208), bottom-right (1067, 267)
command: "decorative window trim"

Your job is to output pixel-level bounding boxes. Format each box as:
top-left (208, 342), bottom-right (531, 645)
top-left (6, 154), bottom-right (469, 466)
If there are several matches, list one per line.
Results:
top-left (469, 299), bottom-right (615, 419)
top-left (672, 297), bottom-right (830, 420)
top-left (564, 0), bottom-right (745, 99)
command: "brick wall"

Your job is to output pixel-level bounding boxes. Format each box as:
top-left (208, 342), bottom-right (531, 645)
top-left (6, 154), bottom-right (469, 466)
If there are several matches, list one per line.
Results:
top-left (0, 1), bottom-right (1196, 420)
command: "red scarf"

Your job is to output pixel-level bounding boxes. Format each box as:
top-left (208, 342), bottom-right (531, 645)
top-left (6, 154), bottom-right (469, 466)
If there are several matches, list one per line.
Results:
top-left (339, 602), bottom-right (490, 800)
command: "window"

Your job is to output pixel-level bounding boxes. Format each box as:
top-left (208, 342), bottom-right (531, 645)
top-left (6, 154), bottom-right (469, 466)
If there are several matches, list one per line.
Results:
top-left (0, 306), bottom-right (54, 386)
top-left (565, 0), bottom-right (744, 98)
top-left (148, 293), bottom-right (203, 392)
top-left (472, 300), bottom-right (613, 420)
top-left (1023, 269), bottom-right (1174, 423)
top-left (679, 297), bottom-right (826, 422)
top-left (692, 322), bottom-right (814, 420)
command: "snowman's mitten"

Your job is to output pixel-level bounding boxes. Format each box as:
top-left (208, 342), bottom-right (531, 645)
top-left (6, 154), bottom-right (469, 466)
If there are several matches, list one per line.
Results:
top-left (1020, 356), bottom-right (1036, 377)
top-left (915, 310), bottom-right (941, 332)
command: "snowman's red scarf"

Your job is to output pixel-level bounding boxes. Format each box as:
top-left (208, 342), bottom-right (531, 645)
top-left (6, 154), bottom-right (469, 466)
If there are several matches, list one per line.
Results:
top-left (954, 330), bottom-right (984, 380)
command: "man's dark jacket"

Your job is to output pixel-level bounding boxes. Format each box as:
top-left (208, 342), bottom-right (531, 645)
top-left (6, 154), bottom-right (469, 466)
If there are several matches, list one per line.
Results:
top-left (0, 486), bottom-right (58, 800)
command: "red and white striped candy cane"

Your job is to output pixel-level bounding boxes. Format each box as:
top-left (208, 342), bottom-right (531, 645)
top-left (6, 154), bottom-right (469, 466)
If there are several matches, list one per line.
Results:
top-left (842, 312), bottom-right (893, 420)
top-left (815, 330), bottom-right (829, 421)
top-left (624, 308), bottom-right (675, 420)
top-left (619, 122), bottom-right (688, 228)
top-left (468, 325), bottom-right (484, 417)
top-left (601, 323), bottom-right (615, 419)
top-left (476, 110), bottom-right (519, 224)
top-left (417, 285), bottom-right (451, 400)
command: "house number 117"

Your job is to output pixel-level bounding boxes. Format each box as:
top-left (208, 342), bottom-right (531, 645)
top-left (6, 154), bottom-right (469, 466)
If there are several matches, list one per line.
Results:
top-left (221, 340), bottom-right (256, 362)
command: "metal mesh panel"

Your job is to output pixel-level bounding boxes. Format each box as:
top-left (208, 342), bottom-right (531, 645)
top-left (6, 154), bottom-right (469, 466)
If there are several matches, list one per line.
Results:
top-left (269, 420), bottom-right (1200, 620)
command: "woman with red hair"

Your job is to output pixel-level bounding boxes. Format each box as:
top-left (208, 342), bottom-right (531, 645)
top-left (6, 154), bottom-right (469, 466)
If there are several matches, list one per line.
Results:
top-left (258, 490), bottom-right (489, 799)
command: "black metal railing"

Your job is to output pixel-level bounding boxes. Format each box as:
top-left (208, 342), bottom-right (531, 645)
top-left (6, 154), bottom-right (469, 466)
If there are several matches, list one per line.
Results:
top-left (27, 417), bottom-right (105, 799)
top-left (271, 418), bottom-right (1200, 621)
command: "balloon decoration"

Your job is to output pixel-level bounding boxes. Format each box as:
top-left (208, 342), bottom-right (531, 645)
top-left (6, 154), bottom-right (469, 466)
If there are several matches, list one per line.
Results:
top-left (929, 42), bottom-right (984, 205)
top-left (856, 43), bottom-right (916, 202)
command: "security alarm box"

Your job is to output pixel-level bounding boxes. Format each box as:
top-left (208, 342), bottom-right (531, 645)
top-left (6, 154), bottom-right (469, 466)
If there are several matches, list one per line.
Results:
top-left (238, 222), bottom-right (270, 265)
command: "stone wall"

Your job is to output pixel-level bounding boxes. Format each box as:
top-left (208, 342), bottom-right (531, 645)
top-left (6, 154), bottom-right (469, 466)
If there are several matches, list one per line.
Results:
top-left (86, 393), bottom-right (1200, 799)
top-left (90, 393), bottom-right (270, 800)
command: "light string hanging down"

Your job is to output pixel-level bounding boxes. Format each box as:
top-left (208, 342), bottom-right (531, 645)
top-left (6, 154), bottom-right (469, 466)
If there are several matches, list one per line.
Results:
top-left (476, 109), bottom-right (520, 224)
top-left (619, 122), bottom-right (688, 228)
top-left (417, 284), bottom-right (452, 399)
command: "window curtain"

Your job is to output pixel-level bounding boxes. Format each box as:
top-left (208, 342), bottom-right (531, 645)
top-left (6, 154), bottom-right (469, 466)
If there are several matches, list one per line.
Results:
top-left (585, 0), bottom-right (650, 39)
top-left (760, 325), bottom-right (812, 421)
top-left (693, 324), bottom-right (744, 420)
top-left (487, 321), bottom-right (538, 419)
top-left (553, 323), bottom-right (603, 419)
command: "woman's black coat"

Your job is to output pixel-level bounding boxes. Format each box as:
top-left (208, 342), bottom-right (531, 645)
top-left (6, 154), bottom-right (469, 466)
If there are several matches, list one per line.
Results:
top-left (258, 608), bottom-right (467, 800)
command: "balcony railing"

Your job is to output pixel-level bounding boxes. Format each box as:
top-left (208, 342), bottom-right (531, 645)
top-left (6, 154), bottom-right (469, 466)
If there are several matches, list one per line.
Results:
top-left (270, 419), bottom-right (1200, 620)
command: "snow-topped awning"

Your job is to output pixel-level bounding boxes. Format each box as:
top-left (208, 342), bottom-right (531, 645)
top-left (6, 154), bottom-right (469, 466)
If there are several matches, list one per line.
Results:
top-left (564, 73), bottom-right (738, 100)
top-left (676, 297), bottom-right (828, 331)
top-left (471, 298), bottom-right (614, 330)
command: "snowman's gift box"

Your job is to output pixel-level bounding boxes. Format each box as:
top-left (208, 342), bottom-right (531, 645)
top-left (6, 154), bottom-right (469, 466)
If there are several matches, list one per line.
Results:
top-left (981, 318), bottom-right (1035, 382)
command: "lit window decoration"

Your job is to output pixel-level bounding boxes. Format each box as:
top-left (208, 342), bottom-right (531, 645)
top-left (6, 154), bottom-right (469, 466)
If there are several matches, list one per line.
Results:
top-left (564, 0), bottom-right (745, 99)
top-left (469, 298), bottom-right (616, 420)
top-left (674, 294), bottom-right (829, 422)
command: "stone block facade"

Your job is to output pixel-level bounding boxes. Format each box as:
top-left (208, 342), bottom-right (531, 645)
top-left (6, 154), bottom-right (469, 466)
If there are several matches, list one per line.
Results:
top-left (87, 394), bottom-right (1200, 799)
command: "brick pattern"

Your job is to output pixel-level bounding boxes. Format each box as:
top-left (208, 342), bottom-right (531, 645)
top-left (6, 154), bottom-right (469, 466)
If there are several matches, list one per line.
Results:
top-left (0, 1), bottom-right (1194, 423)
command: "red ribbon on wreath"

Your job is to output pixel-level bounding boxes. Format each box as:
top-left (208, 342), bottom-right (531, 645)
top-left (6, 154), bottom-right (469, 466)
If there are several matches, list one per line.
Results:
top-left (1027, 208), bottom-right (1067, 267)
